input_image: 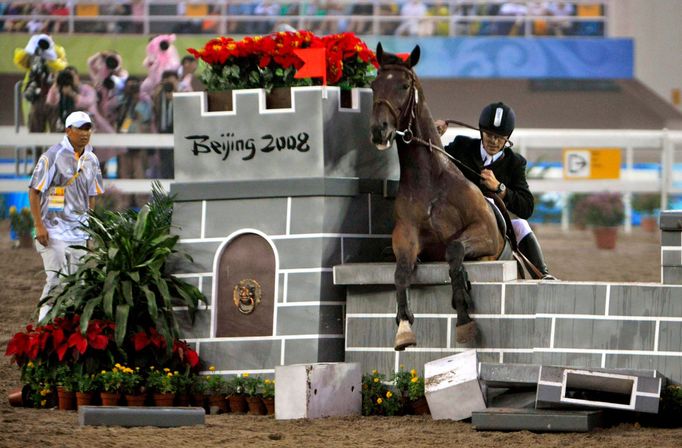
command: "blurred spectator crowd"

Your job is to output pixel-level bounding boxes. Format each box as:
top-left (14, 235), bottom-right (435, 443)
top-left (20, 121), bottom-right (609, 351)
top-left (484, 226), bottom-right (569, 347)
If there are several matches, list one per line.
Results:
top-left (0, 1), bottom-right (606, 37)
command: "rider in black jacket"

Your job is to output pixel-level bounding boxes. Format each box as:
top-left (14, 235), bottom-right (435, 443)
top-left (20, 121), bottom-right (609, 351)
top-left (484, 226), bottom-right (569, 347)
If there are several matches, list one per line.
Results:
top-left (436, 102), bottom-right (557, 280)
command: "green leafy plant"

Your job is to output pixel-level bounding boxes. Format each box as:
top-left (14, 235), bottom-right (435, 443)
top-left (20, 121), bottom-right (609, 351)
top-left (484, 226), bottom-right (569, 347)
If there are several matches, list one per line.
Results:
top-left (227, 373), bottom-right (246, 396)
top-left (74, 371), bottom-right (100, 393)
top-left (204, 366), bottom-right (226, 395)
top-left (55, 364), bottom-right (77, 392)
top-left (390, 365), bottom-right (413, 399)
top-left (261, 378), bottom-right (275, 399)
top-left (146, 367), bottom-right (176, 394)
top-left (172, 367), bottom-right (193, 395)
top-left (42, 182), bottom-right (206, 359)
top-left (408, 374), bottom-right (425, 401)
top-left (362, 369), bottom-right (389, 416)
top-left (9, 206), bottom-right (33, 238)
top-left (191, 372), bottom-right (208, 395)
top-left (120, 365), bottom-right (144, 395)
top-left (632, 193), bottom-right (661, 216)
top-left (100, 365), bottom-right (125, 392)
top-left (242, 373), bottom-right (263, 397)
top-left (21, 361), bottom-right (54, 407)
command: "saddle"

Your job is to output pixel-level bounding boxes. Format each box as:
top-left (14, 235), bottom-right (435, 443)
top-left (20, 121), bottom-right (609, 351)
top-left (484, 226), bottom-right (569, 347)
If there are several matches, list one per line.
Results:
top-left (486, 199), bottom-right (513, 261)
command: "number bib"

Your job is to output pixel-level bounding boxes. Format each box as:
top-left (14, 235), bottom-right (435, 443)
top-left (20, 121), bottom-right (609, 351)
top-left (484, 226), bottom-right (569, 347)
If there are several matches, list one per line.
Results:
top-left (47, 186), bottom-right (65, 212)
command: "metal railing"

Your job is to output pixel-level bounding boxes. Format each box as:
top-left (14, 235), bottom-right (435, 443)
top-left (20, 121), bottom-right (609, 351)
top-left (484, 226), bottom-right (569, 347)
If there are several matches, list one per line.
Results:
top-left (1, 0), bottom-right (609, 38)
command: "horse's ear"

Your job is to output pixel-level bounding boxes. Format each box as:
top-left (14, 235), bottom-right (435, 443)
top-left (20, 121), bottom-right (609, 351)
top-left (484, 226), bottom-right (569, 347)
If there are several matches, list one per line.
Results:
top-left (409, 45), bottom-right (421, 68)
top-left (376, 42), bottom-right (384, 65)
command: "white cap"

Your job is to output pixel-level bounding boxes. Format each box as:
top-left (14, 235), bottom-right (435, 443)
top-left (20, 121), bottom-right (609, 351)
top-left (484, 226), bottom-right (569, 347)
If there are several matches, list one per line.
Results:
top-left (65, 111), bottom-right (92, 129)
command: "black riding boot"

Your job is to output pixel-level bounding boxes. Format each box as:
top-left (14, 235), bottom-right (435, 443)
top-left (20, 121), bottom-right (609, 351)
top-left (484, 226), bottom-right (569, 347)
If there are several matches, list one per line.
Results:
top-left (518, 233), bottom-right (557, 280)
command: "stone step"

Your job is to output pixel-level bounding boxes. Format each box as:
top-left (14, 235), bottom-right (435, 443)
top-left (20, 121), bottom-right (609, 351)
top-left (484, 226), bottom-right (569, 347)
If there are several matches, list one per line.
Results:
top-left (334, 261), bottom-right (518, 286)
top-left (472, 408), bottom-right (604, 432)
top-left (78, 406), bottom-right (205, 427)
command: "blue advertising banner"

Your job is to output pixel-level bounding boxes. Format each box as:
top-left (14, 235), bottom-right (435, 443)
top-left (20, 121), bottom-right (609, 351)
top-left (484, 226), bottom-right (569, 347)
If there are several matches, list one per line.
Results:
top-left (364, 37), bottom-right (633, 79)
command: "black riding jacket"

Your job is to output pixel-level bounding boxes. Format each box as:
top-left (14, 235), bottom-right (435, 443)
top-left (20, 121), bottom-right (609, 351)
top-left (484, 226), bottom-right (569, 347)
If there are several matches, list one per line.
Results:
top-left (443, 135), bottom-right (534, 219)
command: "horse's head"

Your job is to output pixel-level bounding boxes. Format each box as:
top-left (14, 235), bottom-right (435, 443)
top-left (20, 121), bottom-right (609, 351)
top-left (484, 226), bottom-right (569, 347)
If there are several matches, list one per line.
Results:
top-left (369, 43), bottom-right (421, 150)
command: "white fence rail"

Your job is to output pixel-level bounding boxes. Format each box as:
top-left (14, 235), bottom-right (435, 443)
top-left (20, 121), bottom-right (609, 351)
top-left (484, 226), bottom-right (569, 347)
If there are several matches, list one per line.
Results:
top-left (1, 126), bottom-right (680, 232)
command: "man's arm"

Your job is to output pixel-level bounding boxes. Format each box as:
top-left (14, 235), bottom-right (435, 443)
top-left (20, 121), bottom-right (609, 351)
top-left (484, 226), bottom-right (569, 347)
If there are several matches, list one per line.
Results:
top-left (29, 188), bottom-right (48, 246)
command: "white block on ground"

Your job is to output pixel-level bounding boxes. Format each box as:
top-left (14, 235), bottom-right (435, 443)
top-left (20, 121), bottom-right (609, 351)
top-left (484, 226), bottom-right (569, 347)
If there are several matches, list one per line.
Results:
top-left (275, 362), bottom-right (361, 419)
top-left (424, 349), bottom-right (486, 420)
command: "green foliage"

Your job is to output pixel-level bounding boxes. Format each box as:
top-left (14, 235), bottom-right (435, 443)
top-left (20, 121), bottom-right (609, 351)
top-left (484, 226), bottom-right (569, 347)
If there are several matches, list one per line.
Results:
top-left (390, 365), bottom-right (413, 397)
top-left (100, 367), bottom-right (125, 392)
top-left (74, 371), bottom-right (100, 393)
top-left (43, 182), bottom-right (206, 361)
top-left (261, 378), bottom-right (275, 399)
top-left (362, 370), bottom-right (390, 416)
top-left (55, 364), bottom-right (77, 392)
top-left (632, 193), bottom-right (661, 215)
top-left (242, 373), bottom-right (263, 397)
top-left (120, 365), bottom-right (144, 395)
top-left (10, 206), bottom-right (33, 237)
top-left (171, 367), bottom-right (194, 395)
top-left (408, 375), bottom-right (425, 401)
top-left (21, 361), bottom-right (54, 407)
top-left (204, 367), bottom-right (226, 395)
top-left (227, 373), bottom-right (246, 395)
top-left (146, 367), bottom-right (176, 394)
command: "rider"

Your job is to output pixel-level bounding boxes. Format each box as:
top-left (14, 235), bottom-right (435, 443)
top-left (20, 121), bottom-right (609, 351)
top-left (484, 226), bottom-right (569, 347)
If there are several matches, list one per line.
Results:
top-left (435, 102), bottom-right (557, 280)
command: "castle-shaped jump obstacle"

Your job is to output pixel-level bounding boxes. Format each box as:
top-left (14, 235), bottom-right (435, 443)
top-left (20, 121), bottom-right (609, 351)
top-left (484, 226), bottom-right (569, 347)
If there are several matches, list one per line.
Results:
top-left (169, 87), bottom-right (682, 385)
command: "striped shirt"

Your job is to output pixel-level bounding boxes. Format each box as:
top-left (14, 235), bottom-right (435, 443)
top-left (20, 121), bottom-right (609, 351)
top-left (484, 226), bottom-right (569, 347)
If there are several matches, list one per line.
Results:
top-left (29, 135), bottom-right (104, 242)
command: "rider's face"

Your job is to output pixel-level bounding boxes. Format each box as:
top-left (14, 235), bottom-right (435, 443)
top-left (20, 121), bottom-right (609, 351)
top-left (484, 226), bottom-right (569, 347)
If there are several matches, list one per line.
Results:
top-left (481, 130), bottom-right (508, 156)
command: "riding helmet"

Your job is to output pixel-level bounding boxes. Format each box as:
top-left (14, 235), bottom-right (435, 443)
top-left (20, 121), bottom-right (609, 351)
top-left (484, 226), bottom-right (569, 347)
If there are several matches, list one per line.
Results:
top-left (478, 102), bottom-right (515, 137)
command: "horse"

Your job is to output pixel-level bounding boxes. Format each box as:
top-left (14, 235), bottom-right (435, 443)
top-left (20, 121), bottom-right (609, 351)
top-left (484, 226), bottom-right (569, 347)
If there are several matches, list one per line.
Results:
top-left (369, 43), bottom-right (507, 351)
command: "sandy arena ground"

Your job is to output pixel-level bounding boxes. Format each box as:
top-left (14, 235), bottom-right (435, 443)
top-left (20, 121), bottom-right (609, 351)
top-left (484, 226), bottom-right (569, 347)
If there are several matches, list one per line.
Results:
top-left (1, 222), bottom-right (680, 448)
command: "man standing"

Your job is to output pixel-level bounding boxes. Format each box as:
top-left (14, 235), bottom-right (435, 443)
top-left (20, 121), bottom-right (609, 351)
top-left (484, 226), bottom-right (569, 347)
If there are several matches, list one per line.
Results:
top-left (436, 102), bottom-right (557, 280)
top-left (28, 111), bottom-right (104, 322)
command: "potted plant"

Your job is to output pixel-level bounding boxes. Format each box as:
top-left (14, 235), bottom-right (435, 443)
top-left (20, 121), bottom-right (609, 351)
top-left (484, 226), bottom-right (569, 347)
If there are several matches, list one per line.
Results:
top-left (100, 364), bottom-right (127, 405)
top-left (55, 365), bottom-right (77, 410)
top-left (187, 31), bottom-right (377, 111)
top-left (226, 373), bottom-right (248, 414)
top-left (390, 365), bottom-right (413, 414)
top-left (578, 192), bottom-right (625, 249)
top-left (243, 373), bottom-right (265, 415)
top-left (74, 371), bottom-right (100, 408)
top-left (146, 367), bottom-right (176, 406)
top-left (21, 360), bottom-right (54, 409)
top-left (190, 372), bottom-right (208, 410)
top-left (120, 365), bottom-right (145, 406)
top-left (9, 206), bottom-right (34, 249)
top-left (260, 378), bottom-right (275, 415)
top-left (632, 193), bottom-right (660, 232)
top-left (407, 372), bottom-right (429, 415)
top-left (172, 367), bottom-right (193, 406)
top-left (204, 366), bottom-right (227, 414)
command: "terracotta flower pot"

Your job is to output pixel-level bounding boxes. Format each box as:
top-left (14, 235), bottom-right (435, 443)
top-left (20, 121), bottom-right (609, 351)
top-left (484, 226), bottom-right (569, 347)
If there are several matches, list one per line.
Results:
top-left (100, 391), bottom-right (120, 406)
top-left (246, 396), bottom-right (266, 415)
top-left (261, 397), bottom-right (275, 415)
top-left (593, 226), bottom-right (618, 250)
top-left (153, 392), bottom-right (175, 407)
top-left (175, 393), bottom-right (191, 407)
top-left (57, 387), bottom-right (76, 411)
top-left (640, 216), bottom-right (658, 232)
top-left (208, 394), bottom-right (228, 414)
top-left (192, 393), bottom-right (208, 410)
top-left (409, 396), bottom-right (430, 415)
top-left (8, 385), bottom-right (30, 407)
top-left (75, 391), bottom-right (95, 408)
top-left (125, 393), bottom-right (147, 407)
top-left (228, 394), bottom-right (248, 414)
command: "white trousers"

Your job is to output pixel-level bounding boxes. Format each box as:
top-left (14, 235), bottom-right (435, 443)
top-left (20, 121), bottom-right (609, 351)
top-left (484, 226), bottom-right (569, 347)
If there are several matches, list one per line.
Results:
top-left (35, 238), bottom-right (86, 322)
top-left (485, 197), bottom-right (533, 242)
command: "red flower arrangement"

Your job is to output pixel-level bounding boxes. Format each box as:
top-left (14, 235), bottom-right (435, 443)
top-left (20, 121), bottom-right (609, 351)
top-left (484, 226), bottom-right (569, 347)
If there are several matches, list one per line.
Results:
top-left (188, 31), bottom-right (378, 92)
top-left (5, 315), bottom-right (115, 367)
top-left (132, 327), bottom-right (200, 369)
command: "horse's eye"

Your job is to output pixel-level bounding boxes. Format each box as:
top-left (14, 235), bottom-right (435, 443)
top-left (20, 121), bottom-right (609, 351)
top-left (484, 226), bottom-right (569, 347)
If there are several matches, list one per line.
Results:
top-left (402, 84), bottom-right (410, 90)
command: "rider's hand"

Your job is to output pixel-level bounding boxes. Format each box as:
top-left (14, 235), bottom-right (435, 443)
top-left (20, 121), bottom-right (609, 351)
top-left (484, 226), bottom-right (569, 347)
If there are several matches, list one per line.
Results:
top-left (480, 169), bottom-right (499, 192)
top-left (434, 119), bottom-right (447, 136)
top-left (35, 222), bottom-right (49, 247)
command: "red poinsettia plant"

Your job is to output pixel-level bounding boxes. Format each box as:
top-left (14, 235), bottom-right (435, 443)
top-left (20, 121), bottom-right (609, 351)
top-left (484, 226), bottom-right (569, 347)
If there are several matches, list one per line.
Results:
top-left (131, 327), bottom-right (200, 371)
top-left (188, 30), bottom-right (378, 92)
top-left (5, 314), bottom-right (115, 368)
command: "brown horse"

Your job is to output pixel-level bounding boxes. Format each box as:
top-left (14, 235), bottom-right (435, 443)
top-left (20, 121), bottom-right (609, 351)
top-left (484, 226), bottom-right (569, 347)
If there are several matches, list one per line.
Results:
top-left (369, 44), bottom-right (506, 350)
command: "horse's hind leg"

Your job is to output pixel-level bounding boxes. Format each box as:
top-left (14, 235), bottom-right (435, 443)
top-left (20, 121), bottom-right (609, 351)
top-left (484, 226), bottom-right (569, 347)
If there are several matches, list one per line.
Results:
top-left (446, 241), bottom-right (477, 344)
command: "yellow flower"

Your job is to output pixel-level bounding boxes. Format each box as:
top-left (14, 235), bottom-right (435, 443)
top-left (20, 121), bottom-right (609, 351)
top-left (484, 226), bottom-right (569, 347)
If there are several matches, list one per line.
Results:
top-left (411, 376), bottom-right (419, 383)
top-left (115, 363), bottom-right (122, 368)
top-left (27, 361), bottom-right (34, 368)
top-left (399, 364), bottom-right (405, 369)
top-left (39, 389), bottom-right (48, 396)
top-left (264, 379), bottom-right (271, 384)
top-left (40, 400), bottom-right (46, 407)
top-left (410, 369), bottom-right (417, 377)
top-left (386, 391), bottom-right (393, 398)
top-left (101, 370), bottom-right (106, 374)
top-left (150, 366), bottom-right (156, 371)
top-left (163, 368), bottom-right (171, 373)
top-left (242, 373), bottom-right (249, 377)
top-left (208, 366), bottom-right (216, 372)
top-left (174, 371), bottom-right (179, 375)
top-left (372, 369), bottom-right (378, 375)
top-left (373, 378), bottom-right (379, 383)
top-left (376, 398), bottom-right (383, 404)
top-left (167, 372), bottom-right (173, 377)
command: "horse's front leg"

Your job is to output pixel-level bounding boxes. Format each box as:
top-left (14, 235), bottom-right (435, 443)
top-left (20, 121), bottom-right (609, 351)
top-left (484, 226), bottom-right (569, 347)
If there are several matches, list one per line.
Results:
top-left (393, 223), bottom-right (419, 351)
top-left (445, 240), bottom-right (477, 344)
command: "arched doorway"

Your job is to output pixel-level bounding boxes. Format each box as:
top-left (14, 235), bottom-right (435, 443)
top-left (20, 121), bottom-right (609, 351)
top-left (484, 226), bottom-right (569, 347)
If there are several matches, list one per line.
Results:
top-left (214, 232), bottom-right (276, 337)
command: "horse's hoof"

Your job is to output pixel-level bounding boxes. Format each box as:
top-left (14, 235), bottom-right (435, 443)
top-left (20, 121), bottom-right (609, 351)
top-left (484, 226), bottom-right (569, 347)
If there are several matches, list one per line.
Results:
top-left (394, 320), bottom-right (417, 351)
top-left (455, 320), bottom-right (477, 344)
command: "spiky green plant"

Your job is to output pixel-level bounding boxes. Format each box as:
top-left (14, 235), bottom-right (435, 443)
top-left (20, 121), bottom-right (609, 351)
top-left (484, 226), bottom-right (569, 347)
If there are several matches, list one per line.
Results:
top-left (41, 182), bottom-right (205, 357)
